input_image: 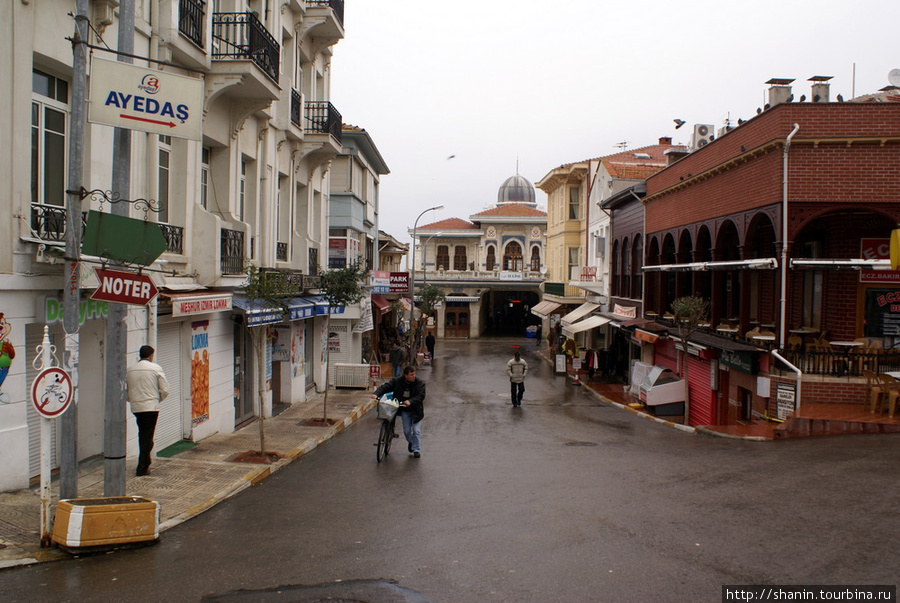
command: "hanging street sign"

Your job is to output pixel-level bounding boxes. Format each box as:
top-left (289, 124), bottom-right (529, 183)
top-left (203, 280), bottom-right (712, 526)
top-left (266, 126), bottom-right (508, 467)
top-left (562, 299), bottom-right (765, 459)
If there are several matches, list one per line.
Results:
top-left (31, 367), bottom-right (74, 418)
top-left (88, 57), bottom-right (204, 141)
top-left (90, 268), bottom-right (159, 306)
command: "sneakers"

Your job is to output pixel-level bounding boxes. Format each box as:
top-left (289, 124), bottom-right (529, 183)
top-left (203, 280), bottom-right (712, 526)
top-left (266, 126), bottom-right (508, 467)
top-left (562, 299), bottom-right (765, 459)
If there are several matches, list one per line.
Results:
top-left (413, 451), bottom-right (420, 458)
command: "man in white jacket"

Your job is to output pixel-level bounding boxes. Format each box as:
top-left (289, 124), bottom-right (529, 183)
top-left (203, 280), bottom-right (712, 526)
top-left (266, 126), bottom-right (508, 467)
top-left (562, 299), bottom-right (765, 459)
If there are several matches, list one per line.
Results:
top-left (506, 350), bottom-right (528, 408)
top-left (126, 345), bottom-right (170, 476)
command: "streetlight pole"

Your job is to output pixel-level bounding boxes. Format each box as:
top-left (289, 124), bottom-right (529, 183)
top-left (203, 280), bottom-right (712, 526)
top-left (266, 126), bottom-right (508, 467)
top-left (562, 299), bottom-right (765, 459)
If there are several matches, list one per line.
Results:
top-left (408, 205), bottom-right (443, 364)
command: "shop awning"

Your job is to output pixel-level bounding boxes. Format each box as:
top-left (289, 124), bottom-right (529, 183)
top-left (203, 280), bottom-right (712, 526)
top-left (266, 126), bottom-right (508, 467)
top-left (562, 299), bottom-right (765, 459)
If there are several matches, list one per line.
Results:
top-left (287, 297), bottom-right (315, 321)
top-left (531, 300), bottom-right (561, 318)
top-left (633, 329), bottom-right (660, 344)
top-left (162, 291), bottom-right (233, 317)
top-left (232, 296), bottom-right (285, 326)
top-left (561, 302), bottom-right (600, 325)
top-left (302, 295), bottom-right (336, 315)
top-left (561, 315), bottom-right (611, 337)
top-left (371, 293), bottom-right (391, 315)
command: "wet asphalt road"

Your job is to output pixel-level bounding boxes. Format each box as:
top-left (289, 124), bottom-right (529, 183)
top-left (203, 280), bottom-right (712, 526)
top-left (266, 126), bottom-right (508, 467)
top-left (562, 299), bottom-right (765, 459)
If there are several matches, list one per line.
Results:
top-left (1, 338), bottom-right (898, 602)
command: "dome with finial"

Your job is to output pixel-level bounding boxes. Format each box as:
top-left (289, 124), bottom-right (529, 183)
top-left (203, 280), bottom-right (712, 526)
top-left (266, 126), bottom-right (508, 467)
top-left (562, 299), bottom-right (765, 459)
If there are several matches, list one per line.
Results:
top-left (497, 174), bottom-right (536, 206)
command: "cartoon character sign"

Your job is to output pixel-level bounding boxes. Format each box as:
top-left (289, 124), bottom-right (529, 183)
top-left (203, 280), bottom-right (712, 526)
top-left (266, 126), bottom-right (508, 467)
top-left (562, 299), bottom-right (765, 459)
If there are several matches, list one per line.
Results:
top-left (0, 313), bottom-right (15, 404)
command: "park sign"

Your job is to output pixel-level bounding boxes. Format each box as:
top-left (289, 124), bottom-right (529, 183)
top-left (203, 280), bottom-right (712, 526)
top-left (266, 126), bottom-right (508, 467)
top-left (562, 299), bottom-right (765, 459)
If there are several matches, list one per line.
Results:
top-left (89, 57), bottom-right (203, 141)
top-left (90, 268), bottom-right (159, 306)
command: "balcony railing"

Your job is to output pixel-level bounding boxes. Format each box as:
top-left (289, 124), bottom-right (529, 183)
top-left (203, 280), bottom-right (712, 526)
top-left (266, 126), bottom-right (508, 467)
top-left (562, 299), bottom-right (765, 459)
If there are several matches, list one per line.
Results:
top-left (304, 101), bottom-right (342, 143)
top-left (179, 0), bottom-right (205, 48)
top-left (307, 0), bottom-right (344, 27)
top-left (276, 242), bottom-right (288, 262)
top-left (158, 223), bottom-right (184, 254)
top-left (776, 349), bottom-right (900, 377)
top-left (30, 204), bottom-right (90, 244)
top-left (211, 12), bottom-right (280, 84)
top-left (220, 228), bottom-right (245, 275)
top-left (422, 269), bottom-right (544, 282)
top-left (290, 89), bottom-right (302, 128)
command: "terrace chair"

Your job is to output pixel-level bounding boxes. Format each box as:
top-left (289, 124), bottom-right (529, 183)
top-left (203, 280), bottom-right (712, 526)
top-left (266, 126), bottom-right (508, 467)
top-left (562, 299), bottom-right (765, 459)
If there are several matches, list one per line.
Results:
top-left (786, 335), bottom-right (803, 351)
top-left (744, 327), bottom-right (760, 342)
top-left (877, 374), bottom-right (900, 418)
top-left (861, 369), bottom-right (883, 413)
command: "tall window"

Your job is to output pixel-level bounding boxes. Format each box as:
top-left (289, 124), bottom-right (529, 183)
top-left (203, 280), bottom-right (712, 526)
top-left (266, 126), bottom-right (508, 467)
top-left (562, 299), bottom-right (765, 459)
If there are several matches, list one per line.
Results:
top-left (31, 70), bottom-right (68, 209)
top-left (200, 147), bottom-right (210, 210)
top-left (530, 246), bottom-right (541, 272)
top-left (157, 135), bottom-right (171, 223)
top-left (632, 236), bottom-right (643, 299)
top-left (611, 241), bottom-right (620, 296)
top-left (622, 239), bottom-right (631, 299)
top-left (503, 241), bottom-right (523, 271)
top-left (567, 246), bottom-right (580, 280)
top-left (436, 245), bottom-right (449, 270)
top-left (453, 245), bottom-right (467, 271)
top-left (486, 245), bottom-right (496, 271)
top-left (568, 186), bottom-right (581, 220)
top-left (239, 160), bottom-right (246, 221)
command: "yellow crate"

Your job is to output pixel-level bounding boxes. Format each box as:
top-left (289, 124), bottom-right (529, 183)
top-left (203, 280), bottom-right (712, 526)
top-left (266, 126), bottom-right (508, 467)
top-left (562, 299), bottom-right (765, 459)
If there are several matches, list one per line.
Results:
top-left (52, 496), bottom-right (159, 548)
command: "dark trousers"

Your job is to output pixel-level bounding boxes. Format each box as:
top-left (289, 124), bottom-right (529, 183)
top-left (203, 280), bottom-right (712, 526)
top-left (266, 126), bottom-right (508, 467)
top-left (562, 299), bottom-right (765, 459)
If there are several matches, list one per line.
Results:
top-left (134, 411), bottom-right (159, 473)
top-left (510, 381), bottom-right (524, 406)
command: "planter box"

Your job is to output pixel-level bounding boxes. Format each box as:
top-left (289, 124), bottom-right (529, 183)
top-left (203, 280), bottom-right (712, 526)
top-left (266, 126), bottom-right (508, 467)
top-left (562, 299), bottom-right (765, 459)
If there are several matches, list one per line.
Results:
top-left (52, 496), bottom-right (160, 548)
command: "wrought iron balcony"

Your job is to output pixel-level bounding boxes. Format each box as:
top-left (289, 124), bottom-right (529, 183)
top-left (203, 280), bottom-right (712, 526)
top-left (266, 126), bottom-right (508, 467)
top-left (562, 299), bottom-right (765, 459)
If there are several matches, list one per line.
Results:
top-left (290, 89), bottom-right (302, 128)
top-left (30, 204), bottom-right (89, 244)
top-left (276, 242), bottom-right (288, 262)
top-left (220, 228), bottom-right (245, 275)
top-left (179, 0), bottom-right (205, 48)
top-left (304, 101), bottom-right (342, 143)
top-left (212, 12), bottom-right (280, 84)
top-left (158, 223), bottom-right (184, 254)
top-left (308, 0), bottom-right (344, 27)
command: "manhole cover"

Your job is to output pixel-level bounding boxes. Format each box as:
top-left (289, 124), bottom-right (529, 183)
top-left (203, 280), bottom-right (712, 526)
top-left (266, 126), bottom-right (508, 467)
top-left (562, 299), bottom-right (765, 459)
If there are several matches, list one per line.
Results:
top-left (565, 441), bottom-right (597, 447)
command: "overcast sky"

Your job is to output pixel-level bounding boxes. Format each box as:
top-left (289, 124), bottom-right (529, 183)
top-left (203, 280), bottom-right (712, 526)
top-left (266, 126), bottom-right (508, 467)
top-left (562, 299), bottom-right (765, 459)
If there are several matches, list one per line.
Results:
top-left (330, 0), bottom-right (900, 244)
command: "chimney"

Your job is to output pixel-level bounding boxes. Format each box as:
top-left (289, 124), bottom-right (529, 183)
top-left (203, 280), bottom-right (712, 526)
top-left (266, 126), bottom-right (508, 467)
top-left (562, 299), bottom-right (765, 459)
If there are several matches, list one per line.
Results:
top-left (809, 75), bottom-right (833, 103)
top-left (664, 148), bottom-right (689, 167)
top-left (658, 136), bottom-right (672, 145)
top-left (766, 78), bottom-right (795, 107)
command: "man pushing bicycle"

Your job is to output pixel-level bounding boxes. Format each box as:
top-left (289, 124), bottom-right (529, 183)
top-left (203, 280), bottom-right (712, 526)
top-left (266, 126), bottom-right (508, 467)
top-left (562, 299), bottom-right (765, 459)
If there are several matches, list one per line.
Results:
top-left (372, 365), bottom-right (426, 458)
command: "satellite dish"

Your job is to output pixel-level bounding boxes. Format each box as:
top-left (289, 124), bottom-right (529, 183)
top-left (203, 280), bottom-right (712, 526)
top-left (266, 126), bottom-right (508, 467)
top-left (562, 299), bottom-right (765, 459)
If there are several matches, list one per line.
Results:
top-left (890, 69), bottom-right (900, 87)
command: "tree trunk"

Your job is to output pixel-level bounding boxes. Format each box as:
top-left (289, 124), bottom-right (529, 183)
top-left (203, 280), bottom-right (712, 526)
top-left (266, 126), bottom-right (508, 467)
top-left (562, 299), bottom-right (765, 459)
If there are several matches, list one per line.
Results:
top-left (255, 328), bottom-right (266, 453)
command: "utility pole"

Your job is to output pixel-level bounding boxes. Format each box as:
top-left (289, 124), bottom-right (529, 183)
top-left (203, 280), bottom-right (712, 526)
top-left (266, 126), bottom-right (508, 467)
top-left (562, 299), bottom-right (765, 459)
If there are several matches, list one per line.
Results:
top-left (104, 0), bottom-right (136, 496)
top-left (60, 0), bottom-right (90, 500)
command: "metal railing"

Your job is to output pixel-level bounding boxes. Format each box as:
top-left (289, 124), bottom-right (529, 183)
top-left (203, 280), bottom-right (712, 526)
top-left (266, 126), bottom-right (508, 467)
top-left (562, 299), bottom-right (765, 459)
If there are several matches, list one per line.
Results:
top-left (776, 349), bottom-right (900, 377)
top-left (307, 0), bottom-right (344, 27)
top-left (30, 204), bottom-right (68, 243)
top-left (290, 89), bottom-right (302, 128)
top-left (276, 242), bottom-right (288, 261)
top-left (220, 228), bottom-right (245, 275)
top-left (304, 101), bottom-right (342, 142)
top-left (158, 223), bottom-right (184, 254)
top-left (211, 12), bottom-right (280, 84)
top-left (179, 0), bottom-right (205, 48)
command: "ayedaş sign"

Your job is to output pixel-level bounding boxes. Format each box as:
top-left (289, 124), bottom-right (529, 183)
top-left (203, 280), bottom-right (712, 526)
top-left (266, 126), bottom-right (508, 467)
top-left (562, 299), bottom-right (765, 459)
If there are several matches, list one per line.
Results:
top-left (89, 58), bottom-right (204, 141)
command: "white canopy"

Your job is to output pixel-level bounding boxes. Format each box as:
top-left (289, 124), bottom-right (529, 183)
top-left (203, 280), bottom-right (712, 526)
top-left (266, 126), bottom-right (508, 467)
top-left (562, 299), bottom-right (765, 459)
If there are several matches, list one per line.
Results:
top-left (561, 302), bottom-right (600, 326)
top-left (531, 300), bottom-right (561, 318)
top-left (562, 315), bottom-right (612, 337)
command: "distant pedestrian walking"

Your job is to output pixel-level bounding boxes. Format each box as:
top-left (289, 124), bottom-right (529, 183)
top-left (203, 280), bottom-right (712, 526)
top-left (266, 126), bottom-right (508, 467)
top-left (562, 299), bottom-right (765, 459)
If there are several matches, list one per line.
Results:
top-left (506, 350), bottom-right (528, 408)
top-left (390, 341), bottom-right (406, 379)
top-left (126, 345), bottom-right (170, 477)
top-left (425, 332), bottom-right (435, 359)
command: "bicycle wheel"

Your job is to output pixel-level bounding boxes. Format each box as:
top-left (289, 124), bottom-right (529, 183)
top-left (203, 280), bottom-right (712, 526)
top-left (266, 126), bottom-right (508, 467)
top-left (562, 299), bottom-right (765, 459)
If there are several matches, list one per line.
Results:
top-left (376, 420), bottom-right (390, 462)
top-left (384, 417), bottom-right (395, 456)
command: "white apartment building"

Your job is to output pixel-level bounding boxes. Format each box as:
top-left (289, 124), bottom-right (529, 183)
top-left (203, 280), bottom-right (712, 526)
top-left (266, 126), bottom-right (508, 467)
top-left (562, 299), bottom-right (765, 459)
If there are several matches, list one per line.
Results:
top-left (0, 0), bottom-right (350, 491)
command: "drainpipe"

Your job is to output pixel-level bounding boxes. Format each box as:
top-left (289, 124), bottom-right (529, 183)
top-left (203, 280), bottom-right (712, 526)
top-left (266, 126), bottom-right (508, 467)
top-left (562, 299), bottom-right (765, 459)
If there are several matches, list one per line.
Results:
top-left (779, 124), bottom-right (800, 348)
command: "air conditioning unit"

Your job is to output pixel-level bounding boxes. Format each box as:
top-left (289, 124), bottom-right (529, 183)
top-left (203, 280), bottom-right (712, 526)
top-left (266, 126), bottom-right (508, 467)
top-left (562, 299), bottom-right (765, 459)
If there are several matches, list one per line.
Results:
top-left (692, 124), bottom-right (714, 149)
top-left (332, 363), bottom-right (371, 389)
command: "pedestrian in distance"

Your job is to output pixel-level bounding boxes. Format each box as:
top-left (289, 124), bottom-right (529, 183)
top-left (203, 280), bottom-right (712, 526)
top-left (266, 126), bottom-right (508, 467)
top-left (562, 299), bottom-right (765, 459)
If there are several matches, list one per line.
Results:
top-left (425, 332), bottom-right (435, 360)
top-left (389, 341), bottom-right (406, 379)
top-left (126, 345), bottom-right (170, 477)
top-left (506, 350), bottom-right (528, 408)
top-left (372, 365), bottom-right (426, 457)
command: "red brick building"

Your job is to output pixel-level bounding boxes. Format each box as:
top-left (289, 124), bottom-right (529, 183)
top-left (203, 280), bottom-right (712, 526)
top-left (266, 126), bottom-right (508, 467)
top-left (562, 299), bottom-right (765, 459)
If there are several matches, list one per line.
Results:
top-left (640, 87), bottom-right (900, 426)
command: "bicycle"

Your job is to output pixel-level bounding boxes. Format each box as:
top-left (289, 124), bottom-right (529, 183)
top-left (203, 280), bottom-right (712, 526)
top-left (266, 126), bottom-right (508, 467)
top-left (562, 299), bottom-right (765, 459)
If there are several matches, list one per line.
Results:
top-left (374, 395), bottom-right (400, 462)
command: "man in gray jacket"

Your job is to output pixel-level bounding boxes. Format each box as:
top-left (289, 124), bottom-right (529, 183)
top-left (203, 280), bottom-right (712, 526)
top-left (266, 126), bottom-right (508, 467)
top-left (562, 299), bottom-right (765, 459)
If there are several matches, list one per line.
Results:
top-left (506, 350), bottom-right (528, 408)
top-left (126, 345), bottom-right (170, 476)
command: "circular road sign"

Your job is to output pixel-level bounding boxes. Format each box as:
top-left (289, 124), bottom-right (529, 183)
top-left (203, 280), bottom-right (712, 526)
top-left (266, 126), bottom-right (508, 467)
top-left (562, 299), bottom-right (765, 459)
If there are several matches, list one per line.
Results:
top-left (31, 367), bottom-right (74, 418)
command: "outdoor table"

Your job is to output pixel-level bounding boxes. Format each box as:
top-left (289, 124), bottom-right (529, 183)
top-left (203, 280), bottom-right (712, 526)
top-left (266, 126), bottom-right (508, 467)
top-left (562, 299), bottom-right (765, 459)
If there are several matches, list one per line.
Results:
top-left (829, 341), bottom-right (864, 375)
top-left (752, 335), bottom-right (776, 342)
top-left (887, 371), bottom-right (900, 380)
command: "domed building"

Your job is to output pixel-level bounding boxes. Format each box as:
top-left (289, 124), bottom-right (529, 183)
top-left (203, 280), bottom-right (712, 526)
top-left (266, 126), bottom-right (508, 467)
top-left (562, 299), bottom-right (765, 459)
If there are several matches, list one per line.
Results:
top-left (413, 173), bottom-right (547, 339)
top-left (497, 174), bottom-right (537, 207)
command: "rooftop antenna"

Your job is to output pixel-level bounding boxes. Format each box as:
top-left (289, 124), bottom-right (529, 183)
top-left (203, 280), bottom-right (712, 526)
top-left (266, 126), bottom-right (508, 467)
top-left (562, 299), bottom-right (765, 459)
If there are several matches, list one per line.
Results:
top-left (615, 141), bottom-right (629, 150)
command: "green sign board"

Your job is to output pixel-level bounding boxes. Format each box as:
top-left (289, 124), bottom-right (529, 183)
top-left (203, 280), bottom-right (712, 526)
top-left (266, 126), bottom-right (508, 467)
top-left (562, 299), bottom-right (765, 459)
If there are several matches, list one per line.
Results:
top-left (544, 282), bottom-right (565, 296)
top-left (719, 349), bottom-right (759, 374)
top-left (81, 210), bottom-right (168, 266)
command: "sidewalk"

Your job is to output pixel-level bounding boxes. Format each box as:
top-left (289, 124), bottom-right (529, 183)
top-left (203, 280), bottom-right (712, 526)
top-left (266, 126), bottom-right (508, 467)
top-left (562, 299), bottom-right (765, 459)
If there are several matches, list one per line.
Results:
top-left (0, 387), bottom-right (375, 569)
